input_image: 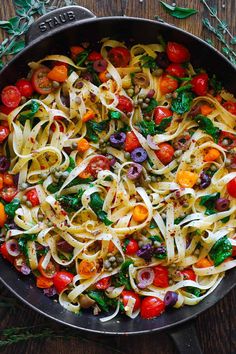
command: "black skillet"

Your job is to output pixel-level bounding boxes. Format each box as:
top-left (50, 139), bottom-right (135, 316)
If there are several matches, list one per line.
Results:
top-left (0, 6), bottom-right (235, 354)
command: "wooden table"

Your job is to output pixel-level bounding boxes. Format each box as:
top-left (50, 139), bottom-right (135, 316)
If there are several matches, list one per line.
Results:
top-left (0, 1), bottom-right (235, 353)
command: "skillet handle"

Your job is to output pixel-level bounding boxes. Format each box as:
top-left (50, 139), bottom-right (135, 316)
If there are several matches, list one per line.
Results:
top-left (25, 6), bottom-right (96, 44)
top-left (168, 321), bottom-right (203, 354)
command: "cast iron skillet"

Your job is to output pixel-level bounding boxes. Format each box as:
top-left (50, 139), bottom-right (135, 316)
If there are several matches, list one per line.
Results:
top-left (0, 6), bottom-right (235, 354)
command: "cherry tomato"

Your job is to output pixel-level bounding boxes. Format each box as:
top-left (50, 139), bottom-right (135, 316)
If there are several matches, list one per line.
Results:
top-left (121, 290), bottom-right (141, 312)
top-left (160, 74), bottom-right (178, 94)
top-left (16, 79), bottom-right (34, 98)
top-left (52, 61), bottom-right (69, 68)
top-left (223, 101), bottom-right (236, 115)
top-left (3, 173), bottom-right (14, 186)
top-left (227, 177), bottom-right (236, 198)
top-left (108, 47), bottom-right (131, 67)
top-left (124, 238), bottom-right (139, 256)
top-left (78, 259), bottom-right (97, 278)
top-left (181, 268), bottom-right (196, 281)
top-left (95, 276), bottom-right (111, 290)
top-left (26, 188), bottom-right (40, 207)
top-left (88, 51), bottom-right (103, 61)
top-left (117, 95), bottom-right (133, 113)
top-left (153, 265), bottom-right (169, 288)
top-left (36, 276), bottom-right (54, 289)
top-left (154, 106), bottom-right (172, 125)
top-left (1, 86), bottom-right (21, 108)
top-left (53, 271), bottom-right (74, 293)
top-left (88, 156), bottom-right (110, 178)
top-left (140, 296), bottom-right (165, 319)
top-left (0, 126), bottom-right (10, 143)
top-left (166, 63), bottom-right (187, 78)
top-left (155, 143), bottom-right (175, 165)
top-left (38, 255), bottom-right (59, 279)
top-left (218, 131), bottom-right (236, 151)
top-left (31, 67), bottom-right (53, 95)
top-left (0, 242), bottom-right (14, 263)
top-left (124, 131), bottom-right (141, 152)
top-left (166, 42), bottom-right (190, 63)
top-left (0, 105), bottom-right (14, 115)
top-left (0, 187), bottom-right (17, 202)
top-left (191, 73), bottom-right (209, 96)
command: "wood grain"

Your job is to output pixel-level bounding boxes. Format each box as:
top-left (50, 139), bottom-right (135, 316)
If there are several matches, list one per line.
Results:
top-left (0, 1), bottom-right (236, 353)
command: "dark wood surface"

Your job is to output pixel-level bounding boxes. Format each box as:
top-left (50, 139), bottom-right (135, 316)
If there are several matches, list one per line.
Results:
top-left (0, 1), bottom-right (235, 353)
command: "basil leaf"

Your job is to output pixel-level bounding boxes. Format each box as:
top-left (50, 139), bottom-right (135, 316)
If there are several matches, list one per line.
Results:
top-left (221, 216), bottom-right (230, 224)
top-left (175, 84), bottom-right (192, 93)
top-left (4, 198), bottom-right (20, 218)
top-left (142, 98), bottom-right (158, 113)
top-left (47, 177), bottom-right (92, 193)
top-left (86, 120), bottom-right (109, 143)
top-left (149, 235), bottom-right (162, 243)
top-left (171, 90), bottom-right (193, 114)
top-left (66, 156), bottom-right (76, 173)
top-left (209, 236), bottom-right (232, 266)
top-left (174, 215), bottom-right (186, 225)
top-left (19, 100), bottom-right (40, 123)
top-left (160, 1), bottom-right (198, 19)
top-left (194, 115), bottom-right (220, 142)
top-left (89, 192), bottom-right (113, 226)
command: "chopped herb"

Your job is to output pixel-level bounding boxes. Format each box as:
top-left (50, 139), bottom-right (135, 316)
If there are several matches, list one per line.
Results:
top-left (174, 215), bottom-right (186, 225)
top-left (58, 190), bottom-right (84, 213)
top-left (108, 111), bottom-right (121, 120)
top-left (175, 84), bottom-right (192, 93)
top-left (194, 115), bottom-right (220, 142)
top-left (47, 177), bottom-right (92, 194)
top-left (209, 236), bottom-right (232, 266)
top-left (221, 216), bottom-right (230, 224)
top-left (149, 235), bottom-right (162, 243)
top-left (66, 156), bottom-right (76, 173)
top-left (122, 239), bottom-right (130, 252)
top-left (137, 116), bottom-right (171, 137)
top-left (86, 120), bottom-right (109, 143)
top-left (171, 90), bottom-right (194, 114)
top-left (89, 192), bottom-right (113, 226)
top-left (160, 1), bottom-right (198, 19)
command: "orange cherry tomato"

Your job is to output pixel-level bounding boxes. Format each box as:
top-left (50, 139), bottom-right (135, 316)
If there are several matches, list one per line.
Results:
top-left (36, 276), bottom-right (54, 289)
top-left (160, 74), bottom-right (178, 94)
top-left (78, 259), bottom-right (97, 278)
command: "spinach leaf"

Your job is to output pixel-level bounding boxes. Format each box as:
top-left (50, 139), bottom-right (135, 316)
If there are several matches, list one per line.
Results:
top-left (149, 219), bottom-right (158, 229)
top-left (171, 90), bottom-right (193, 114)
top-left (149, 235), bottom-right (162, 243)
top-left (115, 260), bottom-right (134, 290)
top-left (4, 198), bottom-right (20, 218)
top-left (185, 287), bottom-right (201, 297)
top-left (160, 1), bottom-right (198, 19)
top-left (89, 192), bottom-right (113, 226)
top-left (140, 55), bottom-right (157, 70)
top-left (175, 84), bottom-right (192, 93)
top-left (76, 49), bottom-right (89, 66)
top-left (58, 190), bottom-right (84, 213)
top-left (86, 120), bottom-right (109, 143)
top-left (19, 100), bottom-right (40, 124)
top-left (194, 115), bottom-right (220, 142)
top-left (157, 117), bottom-right (172, 132)
top-left (174, 215), bottom-right (186, 225)
top-left (221, 216), bottom-right (230, 224)
top-left (18, 234), bottom-right (37, 257)
top-left (199, 192), bottom-right (220, 215)
top-left (66, 156), bottom-right (76, 173)
top-left (87, 291), bottom-right (117, 312)
top-left (142, 98), bottom-right (158, 113)
top-left (47, 177), bottom-right (92, 194)
top-left (209, 236), bottom-right (232, 266)
top-left (137, 116), bottom-right (172, 137)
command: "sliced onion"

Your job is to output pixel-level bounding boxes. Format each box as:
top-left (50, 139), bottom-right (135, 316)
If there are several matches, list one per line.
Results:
top-left (147, 135), bottom-right (160, 150)
top-left (6, 239), bottom-right (20, 257)
top-left (137, 268), bottom-right (155, 289)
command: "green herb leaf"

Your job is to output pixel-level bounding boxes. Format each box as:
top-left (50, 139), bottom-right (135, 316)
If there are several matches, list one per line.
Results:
top-left (76, 49), bottom-right (89, 66)
top-left (199, 192), bottom-right (220, 215)
top-left (66, 156), bottom-right (76, 173)
top-left (185, 287), bottom-right (201, 297)
top-left (150, 219), bottom-right (158, 229)
top-left (58, 190), bottom-right (84, 213)
top-left (140, 54), bottom-right (157, 70)
top-left (18, 234), bottom-right (37, 257)
top-left (142, 98), bottom-right (158, 113)
top-left (221, 216), bottom-right (230, 224)
top-left (174, 215), bottom-right (186, 225)
top-left (175, 84), bottom-right (192, 93)
top-left (230, 36), bottom-right (236, 45)
top-left (137, 116), bottom-right (171, 137)
top-left (86, 120), bottom-right (109, 143)
top-left (171, 90), bottom-right (193, 114)
top-left (89, 192), bottom-right (113, 226)
top-left (209, 236), bottom-right (232, 266)
top-left (160, 1), bottom-right (198, 19)
top-left (194, 115), bottom-right (220, 142)
top-left (115, 260), bottom-right (134, 289)
top-left (19, 100), bottom-right (40, 123)
top-left (87, 291), bottom-right (117, 312)
top-left (4, 198), bottom-right (20, 218)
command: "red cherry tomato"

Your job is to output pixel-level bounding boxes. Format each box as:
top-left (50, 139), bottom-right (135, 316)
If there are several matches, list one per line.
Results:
top-left (160, 74), bottom-right (178, 94)
top-left (153, 265), bottom-right (169, 288)
top-left (0, 187), bottom-right (17, 202)
top-left (88, 51), bottom-right (103, 61)
top-left (1, 86), bottom-right (21, 108)
top-left (26, 188), bottom-right (40, 207)
top-left (155, 143), bottom-right (175, 165)
top-left (117, 95), bottom-right (133, 113)
top-left (124, 131), bottom-right (141, 152)
top-left (53, 271), bottom-right (74, 293)
top-left (88, 156), bottom-right (110, 178)
top-left (121, 290), bottom-right (141, 312)
top-left (95, 276), bottom-right (111, 290)
top-left (124, 238), bottom-right (139, 256)
top-left (218, 131), bottom-right (236, 151)
top-left (0, 242), bottom-right (14, 263)
top-left (108, 47), bottom-right (131, 67)
top-left (166, 63), bottom-right (187, 78)
top-left (223, 101), bottom-right (236, 115)
top-left (16, 79), bottom-right (34, 98)
top-left (181, 268), bottom-right (196, 281)
top-left (154, 106), bottom-right (172, 125)
top-left (38, 255), bottom-right (59, 279)
top-left (166, 42), bottom-right (190, 64)
top-left (191, 73), bottom-right (209, 96)
top-left (0, 126), bottom-right (10, 143)
top-left (31, 67), bottom-right (53, 95)
top-left (0, 105), bottom-right (14, 115)
top-left (140, 296), bottom-right (165, 319)
top-left (227, 177), bottom-right (236, 198)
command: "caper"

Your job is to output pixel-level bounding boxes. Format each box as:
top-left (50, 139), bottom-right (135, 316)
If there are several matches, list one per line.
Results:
top-left (174, 150), bottom-right (182, 157)
top-left (210, 164), bottom-right (217, 171)
top-left (26, 200), bottom-right (32, 208)
top-left (154, 240), bottom-right (161, 247)
top-left (152, 68), bottom-right (163, 77)
top-left (117, 257), bottom-right (123, 264)
top-left (138, 98), bottom-right (143, 104)
top-left (108, 267), bottom-right (113, 272)
top-left (109, 256), bottom-right (116, 263)
top-left (225, 158), bottom-right (231, 166)
top-left (55, 171), bottom-right (62, 179)
top-left (72, 142), bottom-right (78, 149)
top-left (138, 241), bottom-right (144, 247)
top-left (141, 102), bottom-right (148, 109)
top-left (169, 280), bottom-right (174, 285)
top-left (52, 81), bottom-right (60, 88)
top-left (112, 262), bottom-right (117, 268)
top-left (127, 88), bottom-right (134, 97)
top-left (104, 260), bottom-right (111, 268)
top-left (21, 195), bottom-right (27, 203)
top-left (146, 176), bottom-right (151, 183)
top-left (161, 213), bottom-right (166, 219)
top-left (124, 152), bottom-right (130, 159)
top-left (145, 98), bottom-right (150, 103)
top-left (19, 182), bottom-right (28, 191)
top-left (165, 93), bottom-right (172, 99)
top-left (151, 175), bottom-right (157, 182)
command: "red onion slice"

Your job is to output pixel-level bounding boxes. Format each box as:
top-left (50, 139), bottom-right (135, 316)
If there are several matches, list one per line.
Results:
top-left (6, 239), bottom-right (20, 257)
top-left (147, 135), bottom-right (160, 150)
top-left (137, 267), bottom-right (155, 289)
